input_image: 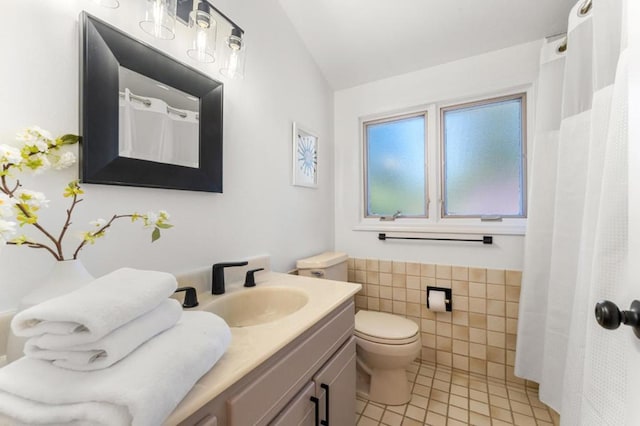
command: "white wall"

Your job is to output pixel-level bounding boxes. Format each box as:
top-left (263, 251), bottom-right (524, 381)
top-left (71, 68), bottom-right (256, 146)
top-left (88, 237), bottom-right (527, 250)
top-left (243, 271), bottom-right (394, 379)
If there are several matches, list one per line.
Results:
top-left (334, 40), bottom-right (542, 270)
top-left (0, 0), bottom-right (334, 311)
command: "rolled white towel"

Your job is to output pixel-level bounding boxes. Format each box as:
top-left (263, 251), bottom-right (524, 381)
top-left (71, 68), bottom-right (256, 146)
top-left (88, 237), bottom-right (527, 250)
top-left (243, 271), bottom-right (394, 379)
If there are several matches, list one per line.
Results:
top-left (24, 299), bottom-right (182, 371)
top-left (0, 311), bottom-right (231, 426)
top-left (12, 268), bottom-right (177, 346)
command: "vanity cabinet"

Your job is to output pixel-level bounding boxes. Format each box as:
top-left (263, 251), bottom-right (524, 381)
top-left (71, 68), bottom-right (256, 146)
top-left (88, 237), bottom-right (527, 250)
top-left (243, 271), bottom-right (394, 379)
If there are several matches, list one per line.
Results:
top-left (272, 337), bottom-right (356, 426)
top-left (179, 300), bottom-right (356, 426)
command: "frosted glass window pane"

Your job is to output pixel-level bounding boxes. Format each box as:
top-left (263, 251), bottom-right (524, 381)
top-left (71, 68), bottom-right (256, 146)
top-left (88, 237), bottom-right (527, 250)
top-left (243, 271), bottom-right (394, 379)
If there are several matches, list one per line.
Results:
top-left (366, 115), bottom-right (426, 216)
top-left (443, 97), bottom-right (525, 217)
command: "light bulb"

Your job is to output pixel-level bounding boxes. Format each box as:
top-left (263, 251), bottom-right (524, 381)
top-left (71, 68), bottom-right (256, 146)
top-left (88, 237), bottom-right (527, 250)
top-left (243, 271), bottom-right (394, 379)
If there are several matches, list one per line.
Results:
top-left (187, 8), bottom-right (216, 63)
top-left (221, 29), bottom-right (245, 79)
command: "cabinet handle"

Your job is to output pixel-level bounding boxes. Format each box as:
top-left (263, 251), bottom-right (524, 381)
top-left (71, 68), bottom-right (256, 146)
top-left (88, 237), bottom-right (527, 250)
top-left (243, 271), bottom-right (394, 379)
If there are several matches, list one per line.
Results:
top-left (310, 396), bottom-right (320, 426)
top-left (320, 383), bottom-right (330, 426)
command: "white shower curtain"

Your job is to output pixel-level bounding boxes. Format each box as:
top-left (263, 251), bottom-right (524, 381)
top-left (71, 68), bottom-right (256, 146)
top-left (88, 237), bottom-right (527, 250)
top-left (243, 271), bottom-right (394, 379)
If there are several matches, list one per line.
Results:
top-left (119, 88), bottom-right (199, 168)
top-left (515, 0), bottom-right (625, 422)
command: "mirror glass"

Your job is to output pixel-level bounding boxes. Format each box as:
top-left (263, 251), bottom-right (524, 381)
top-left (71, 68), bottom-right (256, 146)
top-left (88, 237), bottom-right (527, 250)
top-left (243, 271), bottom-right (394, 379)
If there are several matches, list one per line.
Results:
top-left (118, 67), bottom-right (200, 168)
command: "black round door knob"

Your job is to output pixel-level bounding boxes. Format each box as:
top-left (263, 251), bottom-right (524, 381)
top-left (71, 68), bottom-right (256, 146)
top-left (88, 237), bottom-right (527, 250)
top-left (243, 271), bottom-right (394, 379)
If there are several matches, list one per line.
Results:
top-left (594, 300), bottom-right (623, 329)
top-left (594, 300), bottom-right (640, 338)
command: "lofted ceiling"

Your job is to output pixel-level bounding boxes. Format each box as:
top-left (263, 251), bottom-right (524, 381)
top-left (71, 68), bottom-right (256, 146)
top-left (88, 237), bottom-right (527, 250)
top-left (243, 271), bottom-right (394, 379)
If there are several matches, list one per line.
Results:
top-left (278, 0), bottom-right (577, 90)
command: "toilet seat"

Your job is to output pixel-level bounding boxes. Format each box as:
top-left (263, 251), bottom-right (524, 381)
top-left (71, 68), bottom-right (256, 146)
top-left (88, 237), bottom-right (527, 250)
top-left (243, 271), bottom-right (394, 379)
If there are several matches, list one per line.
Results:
top-left (355, 310), bottom-right (419, 345)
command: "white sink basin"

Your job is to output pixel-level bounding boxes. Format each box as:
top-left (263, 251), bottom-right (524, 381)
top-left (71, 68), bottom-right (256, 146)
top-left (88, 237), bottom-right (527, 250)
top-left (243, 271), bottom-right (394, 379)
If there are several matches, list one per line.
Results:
top-left (203, 287), bottom-right (309, 327)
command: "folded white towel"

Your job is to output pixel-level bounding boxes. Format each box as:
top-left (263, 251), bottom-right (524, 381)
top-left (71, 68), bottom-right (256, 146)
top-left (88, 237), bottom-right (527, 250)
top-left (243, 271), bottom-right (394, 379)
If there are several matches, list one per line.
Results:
top-left (12, 268), bottom-right (177, 346)
top-left (0, 311), bottom-right (231, 426)
top-left (24, 299), bottom-right (182, 371)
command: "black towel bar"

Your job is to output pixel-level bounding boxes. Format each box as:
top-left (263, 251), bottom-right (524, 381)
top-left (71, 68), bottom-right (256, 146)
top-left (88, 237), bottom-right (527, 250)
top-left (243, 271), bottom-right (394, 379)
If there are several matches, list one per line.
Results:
top-left (378, 233), bottom-right (493, 244)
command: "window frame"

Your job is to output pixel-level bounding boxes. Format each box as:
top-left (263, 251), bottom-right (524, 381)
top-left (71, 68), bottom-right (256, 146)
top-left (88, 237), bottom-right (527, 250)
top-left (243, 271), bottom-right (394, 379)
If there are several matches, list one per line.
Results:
top-left (356, 88), bottom-right (530, 236)
top-left (439, 92), bottom-right (528, 219)
top-left (362, 110), bottom-right (429, 219)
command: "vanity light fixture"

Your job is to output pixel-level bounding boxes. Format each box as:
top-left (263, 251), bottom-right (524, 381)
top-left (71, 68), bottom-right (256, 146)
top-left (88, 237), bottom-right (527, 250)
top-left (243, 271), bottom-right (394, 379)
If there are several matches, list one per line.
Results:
top-left (220, 27), bottom-right (246, 79)
top-left (140, 0), bottom-right (177, 40)
top-left (137, 0), bottom-right (247, 75)
top-left (187, 1), bottom-right (217, 63)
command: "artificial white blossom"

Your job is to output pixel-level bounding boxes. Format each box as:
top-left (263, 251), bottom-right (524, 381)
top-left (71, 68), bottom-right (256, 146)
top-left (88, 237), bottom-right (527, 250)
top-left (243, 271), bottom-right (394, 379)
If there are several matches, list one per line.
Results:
top-left (0, 144), bottom-right (22, 165)
top-left (52, 151), bottom-right (76, 170)
top-left (16, 126), bottom-right (53, 153)
top-left (0, 193), bottom-right (16, 218)
top-left (15, 189), bottom-right (49, 209)
top-left (0, 219), bottom-right (16, 243)
top-left (30, 154), bottom-right (51, 174)
top-left (144, 212), bottom-right (159, 228)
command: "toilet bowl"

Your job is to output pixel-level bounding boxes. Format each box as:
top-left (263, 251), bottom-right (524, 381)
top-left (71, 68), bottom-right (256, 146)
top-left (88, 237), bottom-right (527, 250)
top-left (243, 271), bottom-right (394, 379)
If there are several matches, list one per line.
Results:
top-left (355, 310), bottom-right (421, 406)
top-left (296, 252), bottom-right (422, 406)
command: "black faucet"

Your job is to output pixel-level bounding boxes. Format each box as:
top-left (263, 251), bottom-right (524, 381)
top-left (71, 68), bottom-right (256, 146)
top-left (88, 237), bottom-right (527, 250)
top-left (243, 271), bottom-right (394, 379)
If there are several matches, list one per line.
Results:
top-left (212, 261), bottom-right (248, 294)
top-left (174, 286), bottom-right (199, 308)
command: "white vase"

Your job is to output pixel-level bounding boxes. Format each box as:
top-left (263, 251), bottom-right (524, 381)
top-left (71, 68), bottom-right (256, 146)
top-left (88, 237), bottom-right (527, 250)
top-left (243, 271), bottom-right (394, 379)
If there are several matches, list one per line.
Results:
top-left (5, 260), bottom-right (95, 363)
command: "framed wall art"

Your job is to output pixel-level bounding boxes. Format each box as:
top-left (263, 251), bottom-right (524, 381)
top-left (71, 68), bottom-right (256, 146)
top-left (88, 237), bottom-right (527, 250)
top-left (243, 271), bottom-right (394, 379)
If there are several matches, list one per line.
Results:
top-left (292, 122), bottom-right (318, 188)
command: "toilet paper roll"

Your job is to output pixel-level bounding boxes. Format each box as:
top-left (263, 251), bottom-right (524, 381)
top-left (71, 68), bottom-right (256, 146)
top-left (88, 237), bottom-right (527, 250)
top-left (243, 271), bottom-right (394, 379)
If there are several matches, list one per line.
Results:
top-left (428, 290), bottom-right (447, 312)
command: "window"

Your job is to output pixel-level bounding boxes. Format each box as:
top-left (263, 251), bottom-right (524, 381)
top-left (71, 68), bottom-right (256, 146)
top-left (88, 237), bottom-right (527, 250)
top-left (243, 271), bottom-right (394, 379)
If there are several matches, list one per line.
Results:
top-left (364, 112), bottom-right (427, 218)
top-left (441, 94), bottom-right (526, 218)
top-left (362, 92), bottom-right (527, 225)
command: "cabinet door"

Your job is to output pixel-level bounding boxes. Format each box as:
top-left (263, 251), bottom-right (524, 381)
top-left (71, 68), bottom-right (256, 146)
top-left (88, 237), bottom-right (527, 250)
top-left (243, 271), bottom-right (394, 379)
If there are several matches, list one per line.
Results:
top-left (270, 382), bottom-right (316, 426)
top-left (313, 337), bottom-right (356, 426)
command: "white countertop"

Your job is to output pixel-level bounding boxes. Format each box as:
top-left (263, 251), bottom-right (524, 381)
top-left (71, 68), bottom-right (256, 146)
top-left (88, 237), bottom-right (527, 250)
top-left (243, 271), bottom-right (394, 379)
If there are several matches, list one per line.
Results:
top-left (164, 272), bottom-right (361, 425)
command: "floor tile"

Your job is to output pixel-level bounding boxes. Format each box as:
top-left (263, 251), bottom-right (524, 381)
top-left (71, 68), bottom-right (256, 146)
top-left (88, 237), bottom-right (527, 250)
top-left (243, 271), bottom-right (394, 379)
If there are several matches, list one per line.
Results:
top-left (469, 411), bottom-right (491, 426)
top-left (425, 410), bottom-right (447, 426)
top-left (363, 403), bottom-right (384, 421)
top-left (387, 404), bottom-right (407, 415)
top-left (357, 415), bottom-right (379, 426)
top-left (512, 412), bottom-right (537, 426)
top-left (381, 409), bottom-right (404, 426)
top-left (410, 394), bottom-right (429, 409)
top-left (447, 405), bottom-right (468, 423)
top-left (405, 404), bottom-right (426, 422)
top-left (401, 418), bottom-right (423, 426)
top-left (428, 400), bottom-right (448, 416)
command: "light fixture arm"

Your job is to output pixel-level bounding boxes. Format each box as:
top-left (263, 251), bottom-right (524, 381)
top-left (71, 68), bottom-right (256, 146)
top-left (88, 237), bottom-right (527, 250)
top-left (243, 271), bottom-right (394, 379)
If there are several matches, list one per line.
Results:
top-left (200, 1), bottom-right (244, 36)
top-left (178, 0), bottom-right (244, 36)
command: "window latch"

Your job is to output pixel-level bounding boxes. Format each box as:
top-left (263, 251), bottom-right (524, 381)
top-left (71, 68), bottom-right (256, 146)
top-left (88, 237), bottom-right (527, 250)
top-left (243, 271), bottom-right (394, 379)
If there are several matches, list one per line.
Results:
top-left (481, 215), bottom-right (503, 222)
top-left (380, 210), bottom-right (402, 221)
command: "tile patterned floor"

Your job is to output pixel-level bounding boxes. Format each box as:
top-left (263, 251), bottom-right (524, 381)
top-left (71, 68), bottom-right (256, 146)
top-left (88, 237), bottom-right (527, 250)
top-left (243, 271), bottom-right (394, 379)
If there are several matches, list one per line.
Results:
top-left (356, 361), bottom-right (558, 426)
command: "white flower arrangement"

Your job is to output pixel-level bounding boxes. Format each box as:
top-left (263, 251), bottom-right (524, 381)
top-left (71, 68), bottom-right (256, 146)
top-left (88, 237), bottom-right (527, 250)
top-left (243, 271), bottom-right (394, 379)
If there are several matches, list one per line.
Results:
top-left (0, 127), bottom-right (172, 260)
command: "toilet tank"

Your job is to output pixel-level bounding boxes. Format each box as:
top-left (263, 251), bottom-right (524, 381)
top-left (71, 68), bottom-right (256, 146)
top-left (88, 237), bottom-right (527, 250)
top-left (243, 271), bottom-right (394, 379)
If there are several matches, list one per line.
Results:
top-left (296, 252), bottom-right (348, 281)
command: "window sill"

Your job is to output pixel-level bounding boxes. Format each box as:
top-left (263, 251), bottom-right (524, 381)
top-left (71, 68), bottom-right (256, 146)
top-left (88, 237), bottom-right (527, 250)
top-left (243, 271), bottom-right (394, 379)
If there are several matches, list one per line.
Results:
top-left (353, 221), bottom-right (526, 236)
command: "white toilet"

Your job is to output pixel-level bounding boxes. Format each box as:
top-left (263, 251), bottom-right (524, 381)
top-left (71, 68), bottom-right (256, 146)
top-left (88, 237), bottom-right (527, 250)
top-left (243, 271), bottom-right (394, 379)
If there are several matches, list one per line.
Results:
top-left (297, 252), bottom-right (422, 406)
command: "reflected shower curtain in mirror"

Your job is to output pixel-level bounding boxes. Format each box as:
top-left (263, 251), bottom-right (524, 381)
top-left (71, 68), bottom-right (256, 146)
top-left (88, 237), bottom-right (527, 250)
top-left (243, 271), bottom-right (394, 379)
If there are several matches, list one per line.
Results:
top-left (118, 88), bottom-right (199, 168)
top-left (515, 0), bottom-right (626, 423)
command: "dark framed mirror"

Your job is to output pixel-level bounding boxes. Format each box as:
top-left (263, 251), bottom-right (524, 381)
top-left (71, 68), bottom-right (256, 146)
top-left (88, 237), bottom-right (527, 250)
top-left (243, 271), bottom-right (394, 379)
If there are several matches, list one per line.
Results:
top-left (80, 12), bottom-right (223, 192)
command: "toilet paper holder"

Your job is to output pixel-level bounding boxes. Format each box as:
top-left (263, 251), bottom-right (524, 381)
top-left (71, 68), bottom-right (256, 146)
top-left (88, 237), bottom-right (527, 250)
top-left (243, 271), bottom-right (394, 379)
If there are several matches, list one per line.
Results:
top-left (426, 286), bottom-right (452, 312)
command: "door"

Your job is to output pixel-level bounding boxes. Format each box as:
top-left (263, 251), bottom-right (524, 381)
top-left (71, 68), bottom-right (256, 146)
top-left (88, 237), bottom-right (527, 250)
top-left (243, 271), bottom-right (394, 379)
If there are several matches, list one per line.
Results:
top-left (626, 10), bottom-right (640, 421)
top-left (270, 382), bottom-right (316, 426)
top-left (586, 9), bottom-right (640, 424)
top-left (313, 337), bottom-right (356, 426)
